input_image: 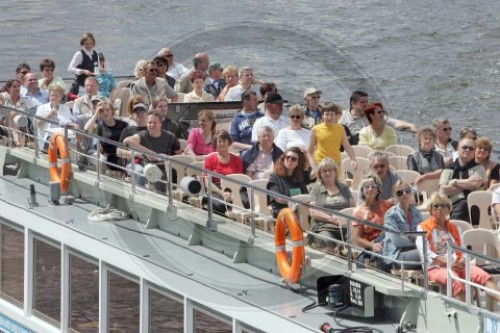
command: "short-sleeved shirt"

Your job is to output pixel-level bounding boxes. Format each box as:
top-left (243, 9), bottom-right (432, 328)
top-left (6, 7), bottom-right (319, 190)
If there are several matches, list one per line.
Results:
top-left (439, 164), bottom-right (485, 203)
top-left (138, 130), bottom-right (180, 156)
top-left (186, 127), bottom-right (215, 156)
top-left (98, 119), bottom-right (129, 156)
top-left (338, 109), bottom-right (397, 136)
top-left (309, 182), bottom-right (352, 229)
top-left (358, 125), bottom-right (397, 151)
top-left (204, 153), bottom-right (243, 185)
top-left (312, 122), bottom-right (345, 165)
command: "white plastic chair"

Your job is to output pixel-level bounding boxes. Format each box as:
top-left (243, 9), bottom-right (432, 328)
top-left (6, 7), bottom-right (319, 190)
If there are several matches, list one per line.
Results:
top-left (388, 155), bottom-right (408, 171)
top-left (167, 155), bottom-right (195, 201)
top-left (450, 219), bottom-right (473, 244)
top-left (178, 139), bottom-right (188, 153)
top-left (467, 190), bottom-right (493, 230)
top-left (292, 194), bottom-right (311, 231)
top-left (342, 157), bottom-right (370, 190)
top-left (220, 174), bottom-right (253, 222)
top-left (248, 179), bottom-right (274, 231)
top-left (385, 144), bottom-right (415, 157)
top-left (416, 178), bottom-right (440, 209)
top-left (395, 170), bottom-right (421, 186)
top-left (352, 145), bottom-right (373, 158)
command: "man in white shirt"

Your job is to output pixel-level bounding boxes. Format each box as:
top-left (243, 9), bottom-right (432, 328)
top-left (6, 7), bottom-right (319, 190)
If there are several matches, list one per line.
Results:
top-left (251, 92), bottom-right (288, 142)
top-left (157, 48), bottom-right (188, 80)
top-left (223, 67), bottom-right (261, 102)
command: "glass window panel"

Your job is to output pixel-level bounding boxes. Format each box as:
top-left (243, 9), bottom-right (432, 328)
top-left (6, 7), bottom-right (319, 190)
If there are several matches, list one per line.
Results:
top-left (108, 270), bottom-right (139, 333)
top-left (194, 308), bottom-right (232, 333)
top-left (33, 238), bottom-right (61, 324)
top-left (0, 223), bottom-right (24, 305)
top-left (149, 289), bottom-right (183, 333)
top-left (69, 253), bottom-right (99, 333)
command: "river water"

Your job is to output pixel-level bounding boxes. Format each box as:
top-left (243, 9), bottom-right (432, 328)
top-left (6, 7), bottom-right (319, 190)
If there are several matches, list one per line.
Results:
top-left (2, 0), bottom-right (500, 145)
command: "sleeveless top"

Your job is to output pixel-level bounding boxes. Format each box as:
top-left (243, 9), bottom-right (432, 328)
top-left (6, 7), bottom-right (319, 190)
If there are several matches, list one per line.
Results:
top-left (76, 49), bottom-right (98, 86)
top-left (313, 123), bottom-right (345, 165)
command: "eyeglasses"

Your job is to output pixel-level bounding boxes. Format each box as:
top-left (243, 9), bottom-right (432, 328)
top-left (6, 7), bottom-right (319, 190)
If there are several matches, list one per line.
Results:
top-left (432, 203), bottom-right (448, 209)
top-left (290, 115), bottom-right (302, 119)
top-left (285, 155), bottom-right (298, 162)
top-left (19, 71), bottom-right (28, 75)
top-left (148, 68), bottom-right (158, 73)
top-left (460, 145), bottom-right (475, 151)
top-left (440, 127), bottom-right (452, 132)
top-left (372, 164), bottom-right (387, 169)
top-left (165, 54), bottom-right (173, 58)
top-left (321, 168), bottom-right (335, 174)
top-left (310, 95), bottom-right (321, 99)
top-left (477, 147), bottom-right (490, 152)
top-left (396, 188), bottom-right (412, 197)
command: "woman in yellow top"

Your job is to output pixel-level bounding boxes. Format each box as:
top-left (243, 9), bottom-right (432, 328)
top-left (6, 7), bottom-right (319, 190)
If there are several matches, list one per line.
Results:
top-left (358, 102), bottom-right (397, 151)
top-left (307, 102), bottom-right (357, 177)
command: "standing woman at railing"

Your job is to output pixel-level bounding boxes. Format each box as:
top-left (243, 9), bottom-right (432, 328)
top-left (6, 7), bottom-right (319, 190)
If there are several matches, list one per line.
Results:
top-left (268, 147), bottom-right (310, 218)
top-left (203, 130), bottom-right (243, 214)
top-left (184, 110), bottom-right (216, 161)
top-left (35, 86), bottom-right (78, 151)
top-left (0, 79), bottom-right (27, 147)
top-left (352, 174), bottom-right (393, 268)
top-left (84, 101), bottom-right (128, 177)
top-left (416, 192), bottom-right (500, 309)
top-left (382, 180), bottom-right (423, 271)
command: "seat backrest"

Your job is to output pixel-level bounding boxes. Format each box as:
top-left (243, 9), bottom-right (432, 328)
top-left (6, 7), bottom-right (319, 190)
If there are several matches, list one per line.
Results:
top-left (220, 174), bottom-right (253, 210)
top-left (178, 139), bottom-right (188, 153)
top-left (388, 155), bottom-right (408, 171)
top-left (189, 161), bottom-right (205, 179)
top-left (395, 170), bottom-right (421, 186)
top-left (110, 87), bottom-right (131, 118)
top-left (450, 219), bottom-right (473, 243)
top-left (342, 157), bottom-right (370, 189)
top-left (167, 155), bottom-right (195, 185)
top-left (416, 178), bottom-right (440, 206)
top-left (462, 229), bottom-right (500, 266)
top-left (260, 170), bottom-right (272, 180)
top-left (337, 207), bottom-right (356, 243)
top-left (292, 194), bottom-right (311, 231)
top-left (385, 144), bottom-right (415, 157)
top-left (467, 190), bottom-right (493, 230)
top-left (352, 145), bottom-right (373, 158)
top-left (248, 179), bottom-right (271, 216)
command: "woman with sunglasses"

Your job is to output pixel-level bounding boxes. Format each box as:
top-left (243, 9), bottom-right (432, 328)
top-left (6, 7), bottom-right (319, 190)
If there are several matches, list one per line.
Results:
top-left (358, 102), bottom-right (397, 151)
top-left (352, 174), bottom-right (393, 268)
top-left (382, 181), bottom-right (423, 271)
top-left (474, 137), bottom-right (498, 190)
top-left (308, 158), bottom-right (354, 253)
top-left (275, 104), bottom-right (311, 151)
top-left (417, 192), bottom-right (500, 308)
top-left (268, 147), bottom-right (310, 218)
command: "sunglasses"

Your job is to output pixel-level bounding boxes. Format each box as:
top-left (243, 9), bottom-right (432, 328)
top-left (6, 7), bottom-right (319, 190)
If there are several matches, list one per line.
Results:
top-left (310, 95), bottom-right (321, 99)
top-left (432, 203), bottom-right (448, 209)
top-left (165, 54), bottom-right (173, 57)
top-left (396, 188), bottom-right (412, 197)
top-left (290, 115), bottom-right (302, 119)
top-left (20, 71), bottom-right (29, 75)
top-left (440, 127), bottom-right (452, 132)
top-left (148, 68), bottom-right (158, 73)
top-left (460, 145), bottom-right (474, 151)
top-left (285, 155), bottom-right (298, 162)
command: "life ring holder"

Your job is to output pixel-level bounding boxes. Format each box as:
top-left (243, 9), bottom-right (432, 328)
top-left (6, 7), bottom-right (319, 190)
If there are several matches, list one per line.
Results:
top-left (274, 208), bottom-right (305, 283)
top-left (48, 133), bottom-right (72, 194)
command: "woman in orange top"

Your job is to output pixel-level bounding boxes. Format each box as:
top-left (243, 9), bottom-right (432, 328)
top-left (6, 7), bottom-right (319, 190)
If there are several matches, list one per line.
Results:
top-left (352, 175), bottom-right (393, 268)
top-left (416, 192), bottom-right (500, 308)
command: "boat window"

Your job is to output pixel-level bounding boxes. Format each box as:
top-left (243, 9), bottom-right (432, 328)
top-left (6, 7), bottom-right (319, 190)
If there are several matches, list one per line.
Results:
top-left (0, 223), bottom-right (24, 306)
top-left (69, 252), bottom-right (99, 333)
top-left (33, 237), bottom-right (61, 325)
top-left (149, 288), bottom-right (183, 333)
top-left (194, 306), bottom-right (232, 333)
top-left (108, 269), bottom-right (140, 333)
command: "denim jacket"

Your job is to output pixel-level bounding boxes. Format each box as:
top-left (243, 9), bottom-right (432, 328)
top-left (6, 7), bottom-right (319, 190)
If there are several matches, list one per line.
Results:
top-left (382, 204), bottom-right (423, 261)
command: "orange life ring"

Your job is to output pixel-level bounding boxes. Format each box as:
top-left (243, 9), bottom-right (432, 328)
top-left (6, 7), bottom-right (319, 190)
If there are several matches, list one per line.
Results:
top-left (48, 133), bottom-right (71, 193)
top-left (275, 208), bottom-right (305, 283)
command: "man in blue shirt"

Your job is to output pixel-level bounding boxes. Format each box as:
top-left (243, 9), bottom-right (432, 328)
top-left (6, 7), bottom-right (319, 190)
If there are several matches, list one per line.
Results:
top-left (229, 91), bottom-right (264, 152)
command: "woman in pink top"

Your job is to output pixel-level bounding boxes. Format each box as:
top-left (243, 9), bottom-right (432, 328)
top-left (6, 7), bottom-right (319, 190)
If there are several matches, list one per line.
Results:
top-left (184, 109), bottom-right (216, 161)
